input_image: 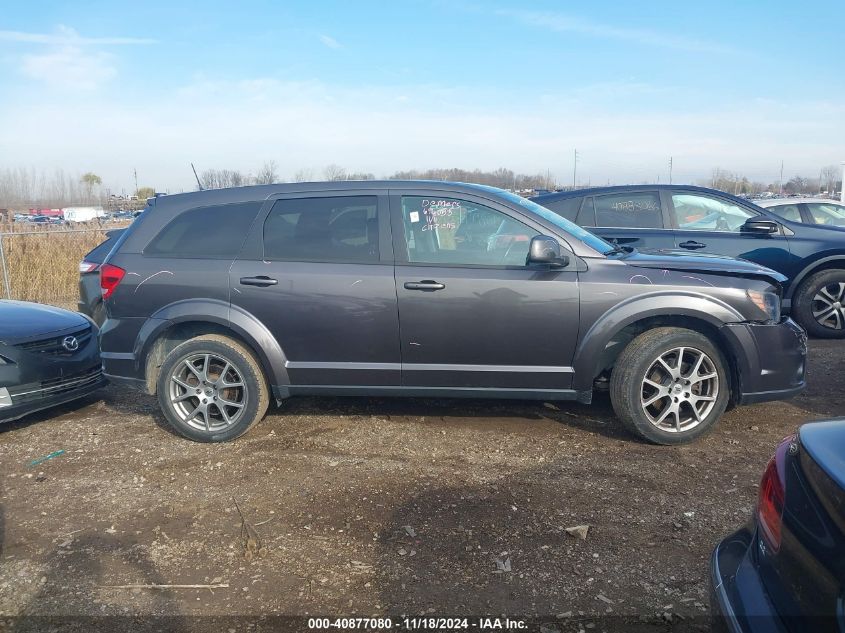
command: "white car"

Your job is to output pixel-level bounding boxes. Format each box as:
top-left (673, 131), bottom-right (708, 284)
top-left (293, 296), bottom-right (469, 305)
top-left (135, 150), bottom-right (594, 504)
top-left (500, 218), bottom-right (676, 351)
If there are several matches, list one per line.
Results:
top-left (757, 198), bottom-right (845, 228)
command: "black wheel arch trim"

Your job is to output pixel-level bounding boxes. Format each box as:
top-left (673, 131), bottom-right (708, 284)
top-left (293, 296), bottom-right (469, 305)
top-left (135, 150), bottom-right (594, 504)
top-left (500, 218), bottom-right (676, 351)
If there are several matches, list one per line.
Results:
top-left (571, 292), bottom-right (743, 392)
top-left (135, 299), bottom-right (290, 389)
top-left (785, 254), bottom-right (845, 301)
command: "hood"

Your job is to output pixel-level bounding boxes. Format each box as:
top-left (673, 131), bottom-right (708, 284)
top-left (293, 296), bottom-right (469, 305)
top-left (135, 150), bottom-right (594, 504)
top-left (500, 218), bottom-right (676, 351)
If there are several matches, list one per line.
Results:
top-left (0, 300), bottom-right (90, 344)
top-left (622, 248), bottom-right (787, 283)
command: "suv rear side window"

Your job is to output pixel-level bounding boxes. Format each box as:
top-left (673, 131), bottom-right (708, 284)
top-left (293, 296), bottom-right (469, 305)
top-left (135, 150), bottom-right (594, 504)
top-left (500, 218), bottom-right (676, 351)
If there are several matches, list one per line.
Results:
top-left (145, 202), bottom-right (262, 258)
top-left (594, 192), bottom-right (663, 228)
top-left (263, 196), bottom-right (379, 263)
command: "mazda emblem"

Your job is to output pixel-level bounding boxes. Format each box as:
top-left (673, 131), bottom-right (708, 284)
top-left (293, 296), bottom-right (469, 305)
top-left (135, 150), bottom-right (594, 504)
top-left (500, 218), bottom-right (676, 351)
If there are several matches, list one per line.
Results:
top-left (62, 336), bottom-right (79, 352)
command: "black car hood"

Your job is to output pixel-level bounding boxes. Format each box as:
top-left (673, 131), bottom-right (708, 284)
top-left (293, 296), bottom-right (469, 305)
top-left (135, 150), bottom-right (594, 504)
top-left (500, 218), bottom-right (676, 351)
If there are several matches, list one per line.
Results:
top-left (0, 300), bottom-right (90, 344)
top-left (623, 249), bottom-right (787, 283)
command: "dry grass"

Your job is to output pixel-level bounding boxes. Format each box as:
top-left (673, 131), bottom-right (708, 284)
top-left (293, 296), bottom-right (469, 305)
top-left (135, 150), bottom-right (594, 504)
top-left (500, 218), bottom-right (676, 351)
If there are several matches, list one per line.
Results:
top-left (0, 222), bottom-right (129, 310)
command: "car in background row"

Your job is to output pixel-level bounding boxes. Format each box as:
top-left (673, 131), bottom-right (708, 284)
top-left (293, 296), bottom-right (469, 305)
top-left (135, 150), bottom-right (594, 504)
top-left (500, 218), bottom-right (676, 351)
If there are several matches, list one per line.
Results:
top-left (0, 300), bottom-right (106, 424)
top-left (710, 419), bottom-right (844, 632)
top-left (532, 185), bottom-right (845, 338)
top-left (757, 198), bottom-right (845, 229)
top-left (78, 228), bottom-right (125, 325)
top-left (97, 181), bottom-right (805, 445)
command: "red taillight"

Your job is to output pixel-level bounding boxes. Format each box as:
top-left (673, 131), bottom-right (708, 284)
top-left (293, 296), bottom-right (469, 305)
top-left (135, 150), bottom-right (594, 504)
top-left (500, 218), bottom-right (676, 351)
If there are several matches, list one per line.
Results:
top-left (100, 263), bottom-right (126, 300)
top-left (79, 260), bottom-right (99, 274)
top-left (757, 435), bottom-right (793, 552)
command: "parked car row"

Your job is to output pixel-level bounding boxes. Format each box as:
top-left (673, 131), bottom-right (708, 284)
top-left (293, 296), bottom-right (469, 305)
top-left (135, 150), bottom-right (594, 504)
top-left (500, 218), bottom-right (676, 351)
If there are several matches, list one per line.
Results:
top-left (0, 179), bottom-right (842, 631)
top-left (85, 180), bottom-right (806, 445)
top-left (532, 185), bottom-right (845, 338)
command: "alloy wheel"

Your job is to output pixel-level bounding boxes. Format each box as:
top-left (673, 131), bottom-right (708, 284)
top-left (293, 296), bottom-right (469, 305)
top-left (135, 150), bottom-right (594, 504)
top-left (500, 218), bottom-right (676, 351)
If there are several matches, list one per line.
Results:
top-left (640, 346), bottom-right (719, 433)
top-left (168, 353), bottom-right (247, 433)
top-left (811, 282), bottom-right (845, 330)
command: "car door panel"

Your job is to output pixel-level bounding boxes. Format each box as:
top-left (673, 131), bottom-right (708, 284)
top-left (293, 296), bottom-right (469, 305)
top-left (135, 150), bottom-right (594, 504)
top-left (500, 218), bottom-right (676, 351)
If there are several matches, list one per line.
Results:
top-left (669, 190), bottom-right (795, 278)
top-left (229, 191), bottom-right (400, 387)
top-left (390, 191), bottom-right (579, 390)
top-left (587, 191), bottom-right (675, 250)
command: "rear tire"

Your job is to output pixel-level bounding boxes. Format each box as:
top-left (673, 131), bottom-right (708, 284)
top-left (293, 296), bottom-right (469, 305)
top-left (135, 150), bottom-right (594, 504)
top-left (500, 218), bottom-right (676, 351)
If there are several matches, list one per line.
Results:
top-left (156, 334), bottom-right (269, 442)
top-left (609, 327), bottom-right (730, 445)
top-left (792, 269), bottom-right (845, 339)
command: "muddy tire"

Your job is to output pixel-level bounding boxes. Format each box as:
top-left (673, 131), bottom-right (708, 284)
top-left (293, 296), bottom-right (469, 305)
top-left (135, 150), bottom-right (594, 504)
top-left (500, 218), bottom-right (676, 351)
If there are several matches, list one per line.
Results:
top-left (156, 334), bottom-right (269, 442)
top-left (609, 327), bottom-right (730, 445)
top-left (792, 269), bottom-right (845, 339)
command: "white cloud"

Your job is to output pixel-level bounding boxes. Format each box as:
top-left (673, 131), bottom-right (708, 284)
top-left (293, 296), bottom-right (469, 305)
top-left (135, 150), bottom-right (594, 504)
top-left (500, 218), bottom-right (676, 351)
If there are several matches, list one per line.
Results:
top-left (318, 34), bottom-right (342, 49)
top-left (0, 25), bottom-right (155, 45)
top-left (496, 9), bottom-right (736, 55)
top-left (20, 46), bottom-right (116, 89)
top-left (0, 77), bottom-right (842, 193)
top-left (5, 25), bottom-right (151, 90)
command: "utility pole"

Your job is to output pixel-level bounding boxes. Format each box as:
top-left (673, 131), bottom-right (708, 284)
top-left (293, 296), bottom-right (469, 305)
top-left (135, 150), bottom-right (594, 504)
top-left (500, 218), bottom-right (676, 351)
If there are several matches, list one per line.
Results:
top-left (573, 149), bottom-right (578, 189)
top-left (133, 168), bottom-right (138, 195)
top-left (668, 156), bottom-right (673, 184)
top-left (779, 160), bottom-right (784, 195)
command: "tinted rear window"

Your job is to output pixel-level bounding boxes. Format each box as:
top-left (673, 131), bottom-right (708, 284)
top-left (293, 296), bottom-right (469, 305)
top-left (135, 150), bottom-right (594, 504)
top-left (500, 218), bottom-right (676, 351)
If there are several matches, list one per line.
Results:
top-left (145, 202), bottom-right (262, 259)
top-left (85, 229), bottom-right (125, 263)
top-left (594, 192), bottom-right (663, 228)
top-left (263, 196), bottom-right (378, 263)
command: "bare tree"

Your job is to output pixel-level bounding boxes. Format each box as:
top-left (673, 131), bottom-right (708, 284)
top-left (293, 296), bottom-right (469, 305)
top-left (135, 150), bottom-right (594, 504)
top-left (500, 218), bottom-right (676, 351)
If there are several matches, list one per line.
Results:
top-left (254, 160), bottom-right (279, 185)
top-left (0, 167), bottom-right (108, 208)
top-left (293, 168), bottom-right (315, 183)
top-left (346, 171), bottom-right (375, 181)
top-left (199, 169), bottom-right (246, 189)
top-left (821, 165), bottom-right (839, 194)
top-left (323, 164), bottom-right (347, 181)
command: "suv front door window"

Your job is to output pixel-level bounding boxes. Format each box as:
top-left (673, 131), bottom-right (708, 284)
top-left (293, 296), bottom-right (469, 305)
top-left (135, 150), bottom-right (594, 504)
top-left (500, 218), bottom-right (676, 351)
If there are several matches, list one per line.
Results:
top-left (670, 191), bottom-right (790, 273)
top-left (671, 193), bottom-right (756, 232)
top-left (393, 194), bottom-right (579, 390)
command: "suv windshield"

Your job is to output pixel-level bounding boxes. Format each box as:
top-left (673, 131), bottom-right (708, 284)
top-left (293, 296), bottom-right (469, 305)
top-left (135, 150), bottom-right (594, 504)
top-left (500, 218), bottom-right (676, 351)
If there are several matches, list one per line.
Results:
top-left (484, 187), bottom-right (612, 255)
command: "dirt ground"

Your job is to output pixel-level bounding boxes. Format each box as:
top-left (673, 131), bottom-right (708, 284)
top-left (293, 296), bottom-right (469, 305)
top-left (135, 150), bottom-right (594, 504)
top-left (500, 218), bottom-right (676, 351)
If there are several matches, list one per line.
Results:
top-left (1, 340), bottom-right (842, 632)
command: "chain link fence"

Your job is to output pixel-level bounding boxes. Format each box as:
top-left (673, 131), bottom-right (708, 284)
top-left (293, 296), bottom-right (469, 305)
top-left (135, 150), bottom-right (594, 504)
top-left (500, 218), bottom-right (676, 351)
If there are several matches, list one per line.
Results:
top-left (0, 226), bottom-right (115, 311)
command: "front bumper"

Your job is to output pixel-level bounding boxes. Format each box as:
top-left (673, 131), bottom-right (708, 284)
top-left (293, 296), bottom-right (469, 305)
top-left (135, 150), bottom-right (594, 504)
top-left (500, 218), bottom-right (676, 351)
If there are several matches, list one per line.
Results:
top-left (0, 326), bottom-right (107, 424)
top-left (720, 318), bottom-right (807, 406)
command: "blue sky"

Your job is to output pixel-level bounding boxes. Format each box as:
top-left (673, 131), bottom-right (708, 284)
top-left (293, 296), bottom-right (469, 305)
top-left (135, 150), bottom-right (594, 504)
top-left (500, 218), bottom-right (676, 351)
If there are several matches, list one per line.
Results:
top-left (1, 0), bottom-right (843, 193)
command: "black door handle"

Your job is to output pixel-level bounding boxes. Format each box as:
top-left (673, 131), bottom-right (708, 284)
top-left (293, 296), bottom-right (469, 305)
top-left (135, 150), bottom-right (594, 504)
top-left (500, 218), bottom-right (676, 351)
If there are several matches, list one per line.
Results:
top-left (404, 280), bottom-right (445, 291)
top-left (240, 276), bottom-right (278, 287)
top-left (679, 240), bottom-right (706, 250)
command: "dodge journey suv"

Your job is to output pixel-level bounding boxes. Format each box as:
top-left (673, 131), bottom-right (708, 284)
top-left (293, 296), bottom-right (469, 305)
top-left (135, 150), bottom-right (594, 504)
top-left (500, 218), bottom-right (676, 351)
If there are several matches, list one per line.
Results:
top-left (98, 181), bottom-right (806, 444)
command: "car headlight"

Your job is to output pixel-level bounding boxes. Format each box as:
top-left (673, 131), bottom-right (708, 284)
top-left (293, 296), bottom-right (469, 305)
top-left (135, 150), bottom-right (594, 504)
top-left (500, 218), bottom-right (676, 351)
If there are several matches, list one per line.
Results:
top-left (746, 289), bottom-right (781, 322)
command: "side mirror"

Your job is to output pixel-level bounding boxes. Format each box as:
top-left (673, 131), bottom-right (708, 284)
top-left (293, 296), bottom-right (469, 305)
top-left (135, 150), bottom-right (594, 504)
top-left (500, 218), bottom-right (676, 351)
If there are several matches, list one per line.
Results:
top-left (528, 235), bottom-right (569, 267)
top-left (742, 219), bottom-right (779, 234)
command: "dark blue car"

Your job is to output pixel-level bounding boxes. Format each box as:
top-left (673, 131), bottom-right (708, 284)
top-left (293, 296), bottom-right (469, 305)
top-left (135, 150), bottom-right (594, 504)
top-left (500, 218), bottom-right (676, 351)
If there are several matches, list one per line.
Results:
top-left (710, 419), bottom-right (844, 631)
top-left (533, 185), bottom-right (845, 338)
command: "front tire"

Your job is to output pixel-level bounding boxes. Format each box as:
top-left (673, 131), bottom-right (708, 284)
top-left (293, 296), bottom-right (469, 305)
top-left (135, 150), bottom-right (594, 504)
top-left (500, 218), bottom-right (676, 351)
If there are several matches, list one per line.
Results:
top-left (156, 334), bottom-right (269, 442)
top-left (792, 270), bottom-right (845, 339)
top-left (609, 327), bottom-right (730, 445)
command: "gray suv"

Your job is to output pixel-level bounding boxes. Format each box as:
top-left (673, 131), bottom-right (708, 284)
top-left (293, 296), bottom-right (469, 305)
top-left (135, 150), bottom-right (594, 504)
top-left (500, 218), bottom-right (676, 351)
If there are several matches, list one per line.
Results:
top-left (98, 181), bottom-right (806, 445)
